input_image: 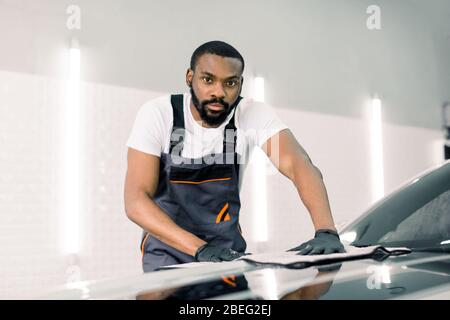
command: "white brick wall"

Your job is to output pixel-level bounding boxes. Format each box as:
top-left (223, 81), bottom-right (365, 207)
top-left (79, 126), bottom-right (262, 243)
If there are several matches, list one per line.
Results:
top-left (0, 71), bottom-right (65, 298)
top-left (0, 70), bottom-right (162, 298)
top-left (77, 82), bottom-right (162, 283)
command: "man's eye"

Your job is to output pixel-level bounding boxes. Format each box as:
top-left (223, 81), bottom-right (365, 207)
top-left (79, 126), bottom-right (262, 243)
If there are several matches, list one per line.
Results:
top-left (226, 81), bottom-right (238, 87)
top-left (202, 77), bottom-right (212, 83)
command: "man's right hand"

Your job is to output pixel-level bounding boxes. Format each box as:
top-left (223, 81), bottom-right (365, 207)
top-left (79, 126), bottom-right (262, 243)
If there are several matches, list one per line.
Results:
top-left (194, 243), bottom-right (246, 262)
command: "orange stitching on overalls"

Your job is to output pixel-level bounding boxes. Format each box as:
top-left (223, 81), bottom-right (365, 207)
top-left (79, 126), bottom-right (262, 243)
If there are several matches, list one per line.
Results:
top-left (141, 233), bottom-right (150, 257)
top-left (169, 177), bottom-right (231, 184)
top-left (215, 203), bottom-right (229, 224)
top-left (221, 275), bottom-right (237, 287)
top-left (222, 276), bottom-right (237, 287)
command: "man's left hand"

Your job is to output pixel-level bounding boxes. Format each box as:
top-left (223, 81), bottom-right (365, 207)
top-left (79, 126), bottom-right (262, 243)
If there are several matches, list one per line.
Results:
top-left (288, 229), bottom-right (346, 255)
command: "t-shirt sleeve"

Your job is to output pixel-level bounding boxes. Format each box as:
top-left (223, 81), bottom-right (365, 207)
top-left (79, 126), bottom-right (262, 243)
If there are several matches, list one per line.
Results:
top-left (240, 100), bottom-right (289, 148)
top-left (126, 100), bottom-right (168, 157)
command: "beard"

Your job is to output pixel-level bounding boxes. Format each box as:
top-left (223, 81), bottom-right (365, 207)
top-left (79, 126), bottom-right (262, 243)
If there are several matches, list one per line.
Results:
top-left (190, 87), bottom-right (238, 127)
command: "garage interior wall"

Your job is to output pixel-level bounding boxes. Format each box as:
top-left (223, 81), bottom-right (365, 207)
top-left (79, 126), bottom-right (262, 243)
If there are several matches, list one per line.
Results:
top-left (0, 0), bottom-right (449, 298)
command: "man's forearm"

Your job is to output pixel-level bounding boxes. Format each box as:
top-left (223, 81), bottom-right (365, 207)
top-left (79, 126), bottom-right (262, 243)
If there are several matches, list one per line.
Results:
top-left (125, 192), bottom-right (206, 256)
top-left (290, 158), bottom-right (337, 232)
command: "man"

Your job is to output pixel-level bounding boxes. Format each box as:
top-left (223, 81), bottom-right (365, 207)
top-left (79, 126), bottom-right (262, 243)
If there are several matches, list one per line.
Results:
top-left (124, 40), bottom-right (344, 272)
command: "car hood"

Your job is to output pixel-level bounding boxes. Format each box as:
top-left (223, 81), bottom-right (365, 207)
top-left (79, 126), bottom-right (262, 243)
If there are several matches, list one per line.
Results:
top-left (144, 251), bottom-right (450, 300)
top-left (37, 251), bottom-right (450, 300)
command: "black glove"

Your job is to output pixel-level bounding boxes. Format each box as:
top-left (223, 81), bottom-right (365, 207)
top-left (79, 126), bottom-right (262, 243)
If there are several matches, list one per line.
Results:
top-left (194, 243), bottom-right (246, 262)
top-left (288, 229), bottom-right (346, 255)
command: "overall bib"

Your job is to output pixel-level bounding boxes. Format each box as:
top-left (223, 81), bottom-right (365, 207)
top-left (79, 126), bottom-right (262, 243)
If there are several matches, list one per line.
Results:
top-left (141, 94), bottom-right (247, 272)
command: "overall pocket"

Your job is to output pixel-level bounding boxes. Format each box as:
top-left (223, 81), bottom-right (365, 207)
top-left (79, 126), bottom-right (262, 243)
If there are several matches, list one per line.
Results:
top-left (168, 164), bottom-right (234, 227)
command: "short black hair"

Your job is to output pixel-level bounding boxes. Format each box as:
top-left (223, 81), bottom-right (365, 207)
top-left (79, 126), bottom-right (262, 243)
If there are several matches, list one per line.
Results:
top-left (190, 40), bottom-right (245, 73)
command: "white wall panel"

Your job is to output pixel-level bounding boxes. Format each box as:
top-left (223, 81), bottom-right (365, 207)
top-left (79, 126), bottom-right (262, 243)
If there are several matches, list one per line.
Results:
top-left (0, 71), bottom-right (65, 298)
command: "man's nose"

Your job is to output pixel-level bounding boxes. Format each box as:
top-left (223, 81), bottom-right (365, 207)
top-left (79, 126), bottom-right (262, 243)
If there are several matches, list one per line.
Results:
top-left (210, 82), bottom-right (225, 99)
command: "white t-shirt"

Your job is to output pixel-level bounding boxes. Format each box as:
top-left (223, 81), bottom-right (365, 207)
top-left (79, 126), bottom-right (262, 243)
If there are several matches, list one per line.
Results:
top-left (126, 93), bottom-right (288, 189)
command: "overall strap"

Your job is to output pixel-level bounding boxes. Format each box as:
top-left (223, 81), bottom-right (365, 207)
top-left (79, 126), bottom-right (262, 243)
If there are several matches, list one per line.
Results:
top-left (169, 94), bottom-right (185, 154)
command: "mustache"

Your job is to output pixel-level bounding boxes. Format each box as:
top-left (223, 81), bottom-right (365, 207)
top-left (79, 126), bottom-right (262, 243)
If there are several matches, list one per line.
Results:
top-left (202, 98), bottom-right (229, 109)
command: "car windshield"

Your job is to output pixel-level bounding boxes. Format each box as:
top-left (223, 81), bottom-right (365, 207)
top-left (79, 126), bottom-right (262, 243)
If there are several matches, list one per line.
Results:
top-left (343, 163), bottom-right (450, 250)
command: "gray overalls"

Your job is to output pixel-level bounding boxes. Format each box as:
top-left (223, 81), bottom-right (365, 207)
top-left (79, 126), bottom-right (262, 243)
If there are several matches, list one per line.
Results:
top-left (141, 94), bottom-right (246, 272)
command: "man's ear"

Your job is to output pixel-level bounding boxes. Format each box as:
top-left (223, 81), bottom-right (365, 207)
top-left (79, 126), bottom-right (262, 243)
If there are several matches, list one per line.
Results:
top-left (186, 69), bottom-right (193, 87)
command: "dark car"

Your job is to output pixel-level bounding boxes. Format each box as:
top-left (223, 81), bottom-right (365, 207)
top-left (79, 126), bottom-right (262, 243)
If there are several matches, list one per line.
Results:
top-left (39, 161), bottom-right (450, 300)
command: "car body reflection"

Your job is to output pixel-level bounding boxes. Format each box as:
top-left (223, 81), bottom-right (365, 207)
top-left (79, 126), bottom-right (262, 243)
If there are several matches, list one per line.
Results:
top-left (135, 263), bottom-right (343, 300)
